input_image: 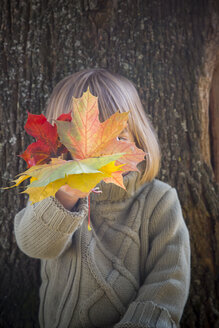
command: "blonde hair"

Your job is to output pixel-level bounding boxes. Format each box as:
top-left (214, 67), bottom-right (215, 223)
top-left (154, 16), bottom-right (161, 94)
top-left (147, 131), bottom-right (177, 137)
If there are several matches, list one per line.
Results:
top-left (46, 68), bottom-right (161, 182)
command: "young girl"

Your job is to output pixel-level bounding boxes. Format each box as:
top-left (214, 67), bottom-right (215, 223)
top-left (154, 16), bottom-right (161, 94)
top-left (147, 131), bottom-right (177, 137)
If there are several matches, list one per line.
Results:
top-left (14, 68), bottom-right (190, 328)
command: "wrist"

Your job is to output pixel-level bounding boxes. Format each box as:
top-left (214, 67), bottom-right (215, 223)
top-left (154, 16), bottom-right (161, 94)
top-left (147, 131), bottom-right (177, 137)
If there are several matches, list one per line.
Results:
top-left (55, 189), bottom-right (79, 211)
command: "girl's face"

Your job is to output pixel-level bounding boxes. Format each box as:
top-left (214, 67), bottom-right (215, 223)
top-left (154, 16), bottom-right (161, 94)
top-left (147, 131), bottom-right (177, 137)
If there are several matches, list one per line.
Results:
top-left (117, 128), bottom-right (134, 177)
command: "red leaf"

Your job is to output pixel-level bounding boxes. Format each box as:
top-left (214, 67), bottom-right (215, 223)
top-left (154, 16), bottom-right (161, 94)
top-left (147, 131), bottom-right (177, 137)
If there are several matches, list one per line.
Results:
top-left (57, 112), bottom-right (72, 122)
top-left (20, 140), bottom-right (52, 167)
top-left (25, 112), bottom-right (57, 152)
top-left (21, 111), bottom-right (72, 167)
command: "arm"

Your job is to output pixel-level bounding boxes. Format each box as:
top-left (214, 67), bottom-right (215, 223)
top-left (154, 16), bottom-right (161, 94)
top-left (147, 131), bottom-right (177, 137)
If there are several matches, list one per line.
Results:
top-left (14, 196), bottom-right (88, 259)
top-left (115, 187), bottom-right (190, 328)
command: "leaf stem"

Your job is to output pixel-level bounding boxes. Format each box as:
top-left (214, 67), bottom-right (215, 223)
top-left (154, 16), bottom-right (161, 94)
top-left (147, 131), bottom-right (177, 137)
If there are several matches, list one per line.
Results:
top-left (87, 187), bottom-right (102, 231)
top-left (88, 194), bottom-right (91, 231)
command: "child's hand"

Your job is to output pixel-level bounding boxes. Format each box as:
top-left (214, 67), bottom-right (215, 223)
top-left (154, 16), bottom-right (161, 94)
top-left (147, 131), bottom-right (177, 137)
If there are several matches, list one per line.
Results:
top-left (55, 185), bottom-right (88, 211)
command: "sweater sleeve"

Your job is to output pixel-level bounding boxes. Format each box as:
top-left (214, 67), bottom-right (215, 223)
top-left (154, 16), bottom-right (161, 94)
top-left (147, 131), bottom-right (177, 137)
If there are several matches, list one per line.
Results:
top-left (114, 187), bottom-right (190, 328)
top-left (14, 196), bottom-right (88, 259)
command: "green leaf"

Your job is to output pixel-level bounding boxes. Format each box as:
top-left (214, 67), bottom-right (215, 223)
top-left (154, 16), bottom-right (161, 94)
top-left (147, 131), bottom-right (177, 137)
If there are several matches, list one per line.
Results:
top-left (28, 153), bottom-right (124, 188)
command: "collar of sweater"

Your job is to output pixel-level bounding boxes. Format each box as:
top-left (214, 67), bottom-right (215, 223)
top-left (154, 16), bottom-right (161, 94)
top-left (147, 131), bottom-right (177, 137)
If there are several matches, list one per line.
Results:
top-left (90, 161), bottom-right (146, 203)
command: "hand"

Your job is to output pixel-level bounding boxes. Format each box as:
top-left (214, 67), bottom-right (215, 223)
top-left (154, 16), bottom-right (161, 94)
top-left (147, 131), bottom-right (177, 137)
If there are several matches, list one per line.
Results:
top-left (55, 185), bottom-right (88, 211)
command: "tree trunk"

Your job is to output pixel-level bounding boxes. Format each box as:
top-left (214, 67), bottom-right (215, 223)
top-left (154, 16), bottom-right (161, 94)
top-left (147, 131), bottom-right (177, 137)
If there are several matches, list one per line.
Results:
top-left (0, 0), bottom-right (218, 327)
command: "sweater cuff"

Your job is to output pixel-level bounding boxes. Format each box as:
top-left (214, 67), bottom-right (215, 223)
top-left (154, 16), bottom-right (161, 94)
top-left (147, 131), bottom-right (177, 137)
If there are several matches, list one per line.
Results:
top-left (32, 196), bottom-right (88, 234)
top-left (114, 301), bottom-right (177, 328)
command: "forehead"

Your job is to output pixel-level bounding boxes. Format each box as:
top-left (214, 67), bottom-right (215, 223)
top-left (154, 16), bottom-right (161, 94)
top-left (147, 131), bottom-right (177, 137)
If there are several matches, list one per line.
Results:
top-left (120, 125), bottom-right (131, 134)
top-left (120, 128), bottom-right (129, 134)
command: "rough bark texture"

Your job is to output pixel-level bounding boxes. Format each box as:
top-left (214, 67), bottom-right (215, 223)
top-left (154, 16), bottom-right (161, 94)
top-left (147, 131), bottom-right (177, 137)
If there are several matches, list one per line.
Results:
top-left (209, 56), bottom-right (219, 183)
top-left (0, 0), bottom-right (219, 327)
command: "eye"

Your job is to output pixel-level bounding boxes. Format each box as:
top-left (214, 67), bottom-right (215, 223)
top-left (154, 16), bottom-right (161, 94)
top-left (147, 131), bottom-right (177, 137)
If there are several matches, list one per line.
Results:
top-left (117, 136), bottom-right (128, 141)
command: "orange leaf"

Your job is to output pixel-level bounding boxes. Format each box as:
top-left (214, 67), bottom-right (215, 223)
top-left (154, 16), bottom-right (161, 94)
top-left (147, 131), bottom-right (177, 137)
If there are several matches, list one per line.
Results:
top-left (55, 88), bottom-right (129, 159)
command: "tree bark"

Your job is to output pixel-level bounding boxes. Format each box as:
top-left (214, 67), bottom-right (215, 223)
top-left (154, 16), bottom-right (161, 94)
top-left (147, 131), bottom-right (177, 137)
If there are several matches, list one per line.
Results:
top-left (0, 0), bottom-right (218, 327)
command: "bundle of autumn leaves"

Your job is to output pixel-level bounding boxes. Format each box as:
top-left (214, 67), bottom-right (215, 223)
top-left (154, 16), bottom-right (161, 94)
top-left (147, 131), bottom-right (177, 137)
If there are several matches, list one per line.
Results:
top-left (7, 89), bottom-right (145, 207)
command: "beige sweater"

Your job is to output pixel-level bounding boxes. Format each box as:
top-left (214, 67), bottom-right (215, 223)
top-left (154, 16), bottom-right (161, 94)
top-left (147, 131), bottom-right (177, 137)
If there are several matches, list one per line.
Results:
top-left (14, 171), bottom-right (190, 328)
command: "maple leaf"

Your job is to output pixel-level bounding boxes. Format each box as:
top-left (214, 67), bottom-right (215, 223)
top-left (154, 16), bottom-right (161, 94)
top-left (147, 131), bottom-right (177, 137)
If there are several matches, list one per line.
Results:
top-left (20, 112), bottom-right (72, 167)
top-left (25, 154), bottom-right (124, 188)
top-left (22, 161), bottom-right (124, 204)
top-left (6, 88), bottom-right (145, 205)
top-left (56, 88), bottom-right (145, 188)
top-left (55, 90), bottom-right (129, 159)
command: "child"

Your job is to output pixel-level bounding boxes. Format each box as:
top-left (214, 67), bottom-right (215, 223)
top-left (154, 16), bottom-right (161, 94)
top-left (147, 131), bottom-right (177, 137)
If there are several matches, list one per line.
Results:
top-left (14, 68), bottom-right (190, 328)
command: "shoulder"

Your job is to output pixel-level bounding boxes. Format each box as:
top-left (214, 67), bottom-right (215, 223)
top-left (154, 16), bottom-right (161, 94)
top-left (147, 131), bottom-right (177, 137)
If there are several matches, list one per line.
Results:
top-left (149, 179), bottom-right (173, 193)
top-left (137, 179), bottom-right (179, 220)
top-left (140, 178), bottom-right (174, 202)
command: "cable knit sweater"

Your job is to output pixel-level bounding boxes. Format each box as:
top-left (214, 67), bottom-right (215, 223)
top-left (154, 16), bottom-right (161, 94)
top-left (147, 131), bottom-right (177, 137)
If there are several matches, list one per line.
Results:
top-left (14, 171), bottom-right (190, 328)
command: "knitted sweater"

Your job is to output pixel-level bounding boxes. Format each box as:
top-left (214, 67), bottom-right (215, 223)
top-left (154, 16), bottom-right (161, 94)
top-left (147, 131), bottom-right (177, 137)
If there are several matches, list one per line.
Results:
top-left (14, 171), bottom-right (190, 328)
